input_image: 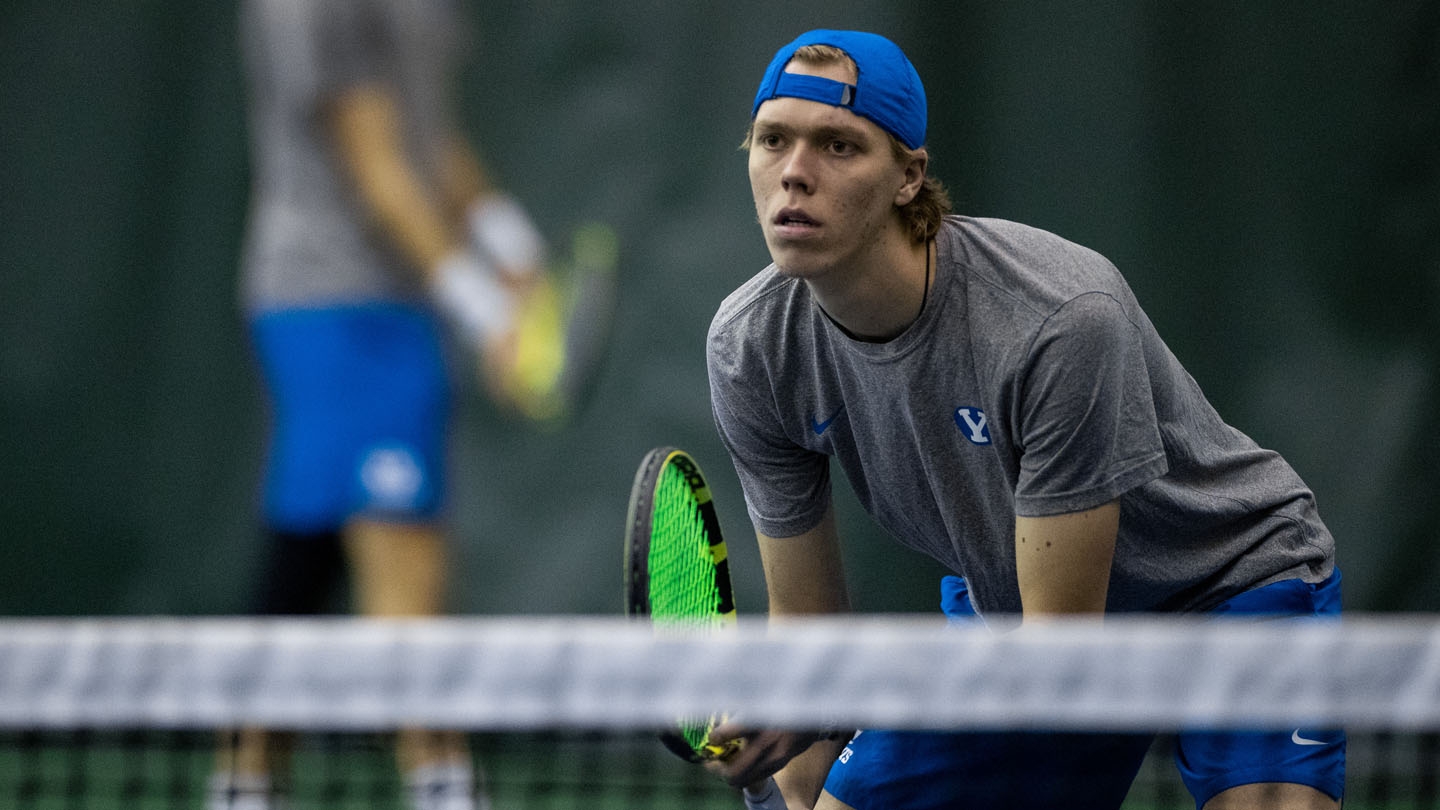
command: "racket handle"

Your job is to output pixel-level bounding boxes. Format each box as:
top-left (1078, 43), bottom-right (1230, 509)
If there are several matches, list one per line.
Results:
top-left (742, 777), bottom-right (788, 810)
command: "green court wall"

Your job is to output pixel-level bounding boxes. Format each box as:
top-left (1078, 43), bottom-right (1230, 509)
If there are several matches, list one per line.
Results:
top-left (1, 1), bottom-right (1435, 615)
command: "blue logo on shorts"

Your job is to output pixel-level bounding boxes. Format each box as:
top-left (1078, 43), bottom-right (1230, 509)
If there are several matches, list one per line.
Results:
top-left (954, 407), bottom-right (991, 445)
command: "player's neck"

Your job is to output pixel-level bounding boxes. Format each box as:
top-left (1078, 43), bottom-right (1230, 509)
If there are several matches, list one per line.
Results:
top-left (810, 237), bottom-right (933, 343)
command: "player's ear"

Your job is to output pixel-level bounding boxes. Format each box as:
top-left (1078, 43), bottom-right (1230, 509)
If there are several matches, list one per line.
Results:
top-left (894, 147), bottom-right (927, 207)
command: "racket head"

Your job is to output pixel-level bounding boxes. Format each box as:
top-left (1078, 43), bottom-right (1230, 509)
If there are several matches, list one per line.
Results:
top-left (622, 447), bottom-right (740, 762)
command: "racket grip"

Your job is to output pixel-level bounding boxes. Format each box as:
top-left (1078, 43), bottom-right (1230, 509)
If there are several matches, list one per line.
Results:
top-left (742, 777), bottom-right (788, 810)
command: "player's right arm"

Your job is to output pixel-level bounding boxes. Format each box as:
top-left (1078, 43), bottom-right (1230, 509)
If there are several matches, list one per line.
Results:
top-left (327, 85), bottom-right (520, 370)
top-left (758, 506), bottom-right (850, 616)
top-left (708, 506), bottom-right (851, 810)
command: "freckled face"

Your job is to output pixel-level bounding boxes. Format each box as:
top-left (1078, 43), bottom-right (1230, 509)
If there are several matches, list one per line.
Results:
top-left (748, 62), bottom-right (911, 279)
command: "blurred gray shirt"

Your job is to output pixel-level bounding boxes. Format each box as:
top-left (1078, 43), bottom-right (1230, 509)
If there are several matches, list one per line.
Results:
top-left (237, 0), bottom-right (465, 311)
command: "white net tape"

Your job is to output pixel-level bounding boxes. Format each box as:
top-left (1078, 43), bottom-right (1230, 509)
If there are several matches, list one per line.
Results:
top-left (1, 615), bottom-right (1438, 732)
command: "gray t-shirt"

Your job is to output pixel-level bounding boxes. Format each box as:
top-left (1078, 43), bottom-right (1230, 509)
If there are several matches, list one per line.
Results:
top-left (707, 216), bottom-right (1335, 616)
top-left (237, 0), bottom-right (463, 311)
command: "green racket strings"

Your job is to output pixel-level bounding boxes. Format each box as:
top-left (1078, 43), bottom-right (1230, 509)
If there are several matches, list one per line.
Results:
top-left (647, 461), bottom-right (730, 756)
top-left (647, 463), bottom-right (724, 628)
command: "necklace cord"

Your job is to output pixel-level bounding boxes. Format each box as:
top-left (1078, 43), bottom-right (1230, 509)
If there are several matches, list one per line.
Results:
top-left (918, 240), bottom-right (931, 317)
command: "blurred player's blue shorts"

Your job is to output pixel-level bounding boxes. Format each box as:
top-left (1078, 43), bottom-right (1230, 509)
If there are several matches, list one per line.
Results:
top-left (250, 303), bottom-right (451, 532)
top-left (822, 573), bottom-right (1345, 810)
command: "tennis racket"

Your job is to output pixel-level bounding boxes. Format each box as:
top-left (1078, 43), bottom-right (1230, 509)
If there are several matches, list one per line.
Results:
top-left (623, 446), bottom-right (741, 763)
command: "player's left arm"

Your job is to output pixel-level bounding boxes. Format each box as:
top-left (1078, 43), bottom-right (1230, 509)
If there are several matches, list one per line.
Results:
top-left (1012, 292), bottom-right (1153, 619)
top-left (1014, 500), bottom-right (1120, 617)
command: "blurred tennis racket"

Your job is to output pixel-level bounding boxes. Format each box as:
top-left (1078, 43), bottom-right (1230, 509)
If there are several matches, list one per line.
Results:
top-left (623, 446), bottom-right (741, 763)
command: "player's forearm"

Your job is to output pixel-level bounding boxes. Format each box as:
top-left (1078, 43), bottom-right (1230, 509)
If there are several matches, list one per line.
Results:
top-left (327, 86), bottom-right (464, 278)
top-left (757, 506), bottom-right (851, 617)
top-left (773, 737), bottom-right (847, 810)
top-left (439, 133), bottom-right (492, 212)
top-left (351, 158), bottom-right (458, 276)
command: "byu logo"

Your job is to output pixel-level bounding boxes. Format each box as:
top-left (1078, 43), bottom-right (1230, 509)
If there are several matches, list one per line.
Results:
top-left (953, 407), bottom-right (991, 445)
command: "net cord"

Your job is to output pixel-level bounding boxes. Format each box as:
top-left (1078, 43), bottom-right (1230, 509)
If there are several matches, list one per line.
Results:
top-left (1, 615), bottom-right (1437, 732)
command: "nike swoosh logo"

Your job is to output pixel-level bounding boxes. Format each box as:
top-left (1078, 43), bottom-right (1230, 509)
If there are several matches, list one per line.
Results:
top-left (1291, 730), bottom-right (1326, 746)
top-left (810, 406), bottom-right (844, 436)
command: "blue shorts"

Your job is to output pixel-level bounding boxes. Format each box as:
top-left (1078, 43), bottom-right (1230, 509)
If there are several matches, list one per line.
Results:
top-left (822, 574), bottom-right (1346, 810)
top-left (250, 304), bottom-right (452, 532)
top-left (1174, 572), bottom-right (1346, 804)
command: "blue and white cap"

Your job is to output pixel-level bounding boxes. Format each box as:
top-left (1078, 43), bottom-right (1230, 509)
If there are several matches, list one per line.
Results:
top-left (751, 29), bottom-right (927, 150)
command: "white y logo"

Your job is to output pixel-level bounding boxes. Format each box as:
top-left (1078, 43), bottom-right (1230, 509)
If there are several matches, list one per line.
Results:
top-left (953, 407), bottom-right (991, 445)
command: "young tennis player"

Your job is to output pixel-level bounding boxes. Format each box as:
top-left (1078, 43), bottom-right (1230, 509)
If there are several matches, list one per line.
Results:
top-left (705, 29), bottom-right (1344, 810)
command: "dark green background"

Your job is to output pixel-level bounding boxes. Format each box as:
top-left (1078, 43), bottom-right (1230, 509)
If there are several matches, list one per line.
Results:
top-left (1, 2), bottom-right (1436, 616)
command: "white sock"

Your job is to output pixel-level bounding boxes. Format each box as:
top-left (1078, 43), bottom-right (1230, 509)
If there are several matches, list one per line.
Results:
top-left (404, 761), bottom-right (484, 810)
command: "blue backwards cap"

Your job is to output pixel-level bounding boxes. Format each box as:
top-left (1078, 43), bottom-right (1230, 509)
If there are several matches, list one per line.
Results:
top-left (751, 30), bottom-right (927, 150)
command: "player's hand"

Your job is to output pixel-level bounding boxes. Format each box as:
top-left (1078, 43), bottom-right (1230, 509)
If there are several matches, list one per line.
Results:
top-left (430, 252), bottom-right (542, 415)
top-left (702, 722), bottom-right (822, 790)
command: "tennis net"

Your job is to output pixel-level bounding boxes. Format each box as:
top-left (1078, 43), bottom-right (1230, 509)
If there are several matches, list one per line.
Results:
top-left (1, 615), bottom-right (1437, 808)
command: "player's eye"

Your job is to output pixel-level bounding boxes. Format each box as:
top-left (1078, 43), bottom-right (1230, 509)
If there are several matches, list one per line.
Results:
top-left (756, 132), bottom-right (785, 149)
top-left (827, 139), bottom-right (856, 156)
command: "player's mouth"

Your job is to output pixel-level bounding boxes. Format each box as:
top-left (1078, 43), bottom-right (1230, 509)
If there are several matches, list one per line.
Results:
top-left (772, 208), bottom-right (822, 238)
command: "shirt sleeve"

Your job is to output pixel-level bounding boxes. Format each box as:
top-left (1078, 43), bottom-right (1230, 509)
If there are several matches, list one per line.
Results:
top-left (1012, 291), bottom-right (1169, 516)
top-left (310, 0), bottom-right (392, 103)
top-left (706, 309), bottom-right (832, 539)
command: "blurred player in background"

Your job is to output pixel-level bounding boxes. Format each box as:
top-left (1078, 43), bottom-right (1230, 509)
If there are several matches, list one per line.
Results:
top-left (213, 1), bottom-right (614, 808)
top-left (705, 29), bottom-right (1343, 810)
